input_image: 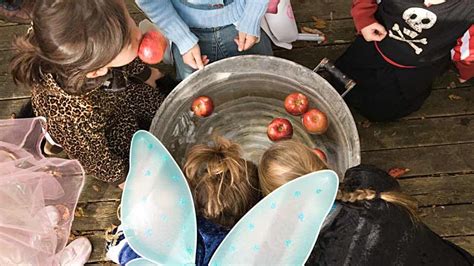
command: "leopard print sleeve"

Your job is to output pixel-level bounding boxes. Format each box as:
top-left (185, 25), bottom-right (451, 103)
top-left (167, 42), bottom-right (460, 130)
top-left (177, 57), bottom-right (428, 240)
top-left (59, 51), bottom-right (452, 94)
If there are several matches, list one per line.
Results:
top-left (32, 79), bottom-right (128, 183)
top-left (122, 57), bottom-right (152, 82)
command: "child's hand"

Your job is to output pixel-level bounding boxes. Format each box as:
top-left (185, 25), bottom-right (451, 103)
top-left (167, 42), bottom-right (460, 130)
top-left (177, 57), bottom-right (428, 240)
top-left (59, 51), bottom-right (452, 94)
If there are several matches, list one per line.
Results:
top-left (183, 44), bottom-right (210, 70)
top-left (361, 22), bottom-right (387, 42)
top-left (145, 67), bottom-right (164, 88)
top-left (235, 32), bottom-right (258, 52)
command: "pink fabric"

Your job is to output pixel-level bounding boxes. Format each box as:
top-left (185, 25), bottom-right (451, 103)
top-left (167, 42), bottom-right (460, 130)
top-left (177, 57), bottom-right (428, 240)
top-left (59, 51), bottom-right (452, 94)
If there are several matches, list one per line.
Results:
top-left (267, 0), bottom-right (279, 14)
top-left (0, 117), bottom-right (85, 265)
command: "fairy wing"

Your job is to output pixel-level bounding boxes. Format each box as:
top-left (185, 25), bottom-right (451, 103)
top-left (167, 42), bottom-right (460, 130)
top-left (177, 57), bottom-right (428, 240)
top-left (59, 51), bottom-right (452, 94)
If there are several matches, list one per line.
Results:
top-left (209, 170), bottom-right (339, 265)
top-left (126, 258), bottom-right (157, 266)
top-left (121, 131), bottom-right (197, 265)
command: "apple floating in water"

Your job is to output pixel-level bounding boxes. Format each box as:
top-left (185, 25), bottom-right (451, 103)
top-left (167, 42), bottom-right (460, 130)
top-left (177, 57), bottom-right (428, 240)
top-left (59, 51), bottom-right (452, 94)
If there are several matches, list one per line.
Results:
top-left (284, 92), bottom-right (309, 116)
top-left (312, 148), bottom-right (327, 162)
top-left (302, 108), bottom-right (329, 134)
top-left (138, 30), bottom-right (168, 64)
top-left (267, 118), bottom-right (293, 141)
top-left (191, 96), bottom-right (214, 118)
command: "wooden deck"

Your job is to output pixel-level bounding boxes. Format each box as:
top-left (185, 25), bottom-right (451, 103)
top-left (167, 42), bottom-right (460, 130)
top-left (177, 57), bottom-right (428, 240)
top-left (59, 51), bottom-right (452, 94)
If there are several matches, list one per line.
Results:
top-left (1, 0), bottom-right (473, 263)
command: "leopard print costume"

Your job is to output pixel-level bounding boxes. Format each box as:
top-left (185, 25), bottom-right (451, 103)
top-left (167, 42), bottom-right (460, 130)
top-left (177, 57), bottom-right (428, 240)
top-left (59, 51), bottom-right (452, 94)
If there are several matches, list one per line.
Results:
top-left (32, 59), bottom-right (169, 183)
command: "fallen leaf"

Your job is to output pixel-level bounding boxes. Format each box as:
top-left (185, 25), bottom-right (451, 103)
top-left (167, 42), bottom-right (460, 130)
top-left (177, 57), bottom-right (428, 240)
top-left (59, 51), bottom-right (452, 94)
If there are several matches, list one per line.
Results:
top-left (388, 167), bottom-right (410, 178)
top-left (74, 207), bottom-right (85, 218)
top-left (301, 26), bottom-right (323, 35)
top-left (55, 204), bottom-right (71, 221)
top-left (68, 234), bottom-right (77, 241)
top-left (448, 94), bottom-right (462, 100)
top-left (361, 120), bottom-right (371, 128)
top-left (92, 185), bottom-right (100, 192)
top-left (446, 81), bottom-right (456, 89)
top-left (314, 19), bottom-right (326, 29)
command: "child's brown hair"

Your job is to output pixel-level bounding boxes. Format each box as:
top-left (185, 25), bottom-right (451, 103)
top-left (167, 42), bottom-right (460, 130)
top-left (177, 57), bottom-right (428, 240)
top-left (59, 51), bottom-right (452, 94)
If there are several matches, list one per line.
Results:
top-left (10, 0), bottom-right (131, 94)
top-left (259, 140), bottom-right (418, 216)
top-left (184, 136), bottom-right (260, 228)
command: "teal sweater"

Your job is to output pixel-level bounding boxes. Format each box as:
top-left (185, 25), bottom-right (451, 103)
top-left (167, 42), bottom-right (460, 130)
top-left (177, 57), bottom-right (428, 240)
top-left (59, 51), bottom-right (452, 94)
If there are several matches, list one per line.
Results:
top-left (136, 0), bottom-right (269, 55)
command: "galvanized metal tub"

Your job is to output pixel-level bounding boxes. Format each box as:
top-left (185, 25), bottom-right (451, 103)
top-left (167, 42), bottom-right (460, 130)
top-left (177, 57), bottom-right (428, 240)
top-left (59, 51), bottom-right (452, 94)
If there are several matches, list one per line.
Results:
top-left (150, 55), bottom-right (360, 178)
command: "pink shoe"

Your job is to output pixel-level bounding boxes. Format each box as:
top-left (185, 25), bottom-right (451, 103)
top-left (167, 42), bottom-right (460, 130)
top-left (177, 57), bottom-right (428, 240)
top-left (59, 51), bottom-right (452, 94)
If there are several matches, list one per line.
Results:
top-left (57, 237), bottom-right (92, 266)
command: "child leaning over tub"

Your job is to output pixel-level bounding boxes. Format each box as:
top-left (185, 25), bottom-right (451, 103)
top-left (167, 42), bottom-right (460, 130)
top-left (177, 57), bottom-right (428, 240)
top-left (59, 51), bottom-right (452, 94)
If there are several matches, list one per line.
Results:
top-left (106, 136), bottom-right (261, 265)
top-left (10, 0), bottom-right (177, 184)
top-left (259, 140), bottom-right (473, 265)
top-left (136, 0), bottom-right (273, 80)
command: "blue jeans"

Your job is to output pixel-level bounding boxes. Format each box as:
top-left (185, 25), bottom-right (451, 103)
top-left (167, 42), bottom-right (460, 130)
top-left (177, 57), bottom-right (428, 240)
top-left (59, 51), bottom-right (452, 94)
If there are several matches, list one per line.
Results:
top-left (173, 24), bottom-right (273, 80)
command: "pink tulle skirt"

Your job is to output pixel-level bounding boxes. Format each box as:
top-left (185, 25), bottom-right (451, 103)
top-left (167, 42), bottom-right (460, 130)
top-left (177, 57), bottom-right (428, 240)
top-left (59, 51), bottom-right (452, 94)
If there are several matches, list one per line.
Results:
top-left (0, 117), bottom-right (88, 265)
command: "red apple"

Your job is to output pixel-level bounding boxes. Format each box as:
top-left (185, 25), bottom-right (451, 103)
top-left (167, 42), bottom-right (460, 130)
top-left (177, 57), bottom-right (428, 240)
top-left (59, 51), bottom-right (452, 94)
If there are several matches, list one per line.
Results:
top-left (138, 30), bottom-right (168, 64)
top-left (191, 96), bottom-right (214, 118)
top-left (312, 148), bottom-right (327, 162)
top-left (267, 118), bottom-right (293, 141)
top-left (302, 108), bottom-right (329, 134)
top-left (284, 92), bottom-right (309, 116)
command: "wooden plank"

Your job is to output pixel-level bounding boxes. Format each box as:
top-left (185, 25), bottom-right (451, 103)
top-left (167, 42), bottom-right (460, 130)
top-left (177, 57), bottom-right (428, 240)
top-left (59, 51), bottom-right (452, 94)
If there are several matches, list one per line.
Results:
top-left (362, 143), bottom-right (474, 177)
top-left (420, 204), bottom-right (474, 237)
top-left (399, 174), bottom-right (474, 207)
top-left (359, 114), bottom-right (474, 151)
top-left (408, 86), bottom-right (474, 119)
top-left (0, 98), bottom-right (30, 119)
top-left (290, 0), bottom-right (352, 22)
top-left (83, 234), bottom-right (474, 264)
top-left (353, 84), bottom-right (474, 123)
top-left (71, 199), bottom-right (473, 238)
top-left (0, 24), bottom-right (28, 51)
top-left (445, 236), bottom-right (474, 255)
top-left (79, 176), bottom-right (122, 203)
top-left (72, 201), bottom-right (121, 232)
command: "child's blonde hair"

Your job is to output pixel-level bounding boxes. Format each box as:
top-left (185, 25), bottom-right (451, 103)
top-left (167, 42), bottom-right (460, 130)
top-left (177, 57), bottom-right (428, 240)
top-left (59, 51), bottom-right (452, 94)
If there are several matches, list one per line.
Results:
top-left (184, 136), bottom-right (260, 228)
top-left (259, 140), bottom-right (418, 216)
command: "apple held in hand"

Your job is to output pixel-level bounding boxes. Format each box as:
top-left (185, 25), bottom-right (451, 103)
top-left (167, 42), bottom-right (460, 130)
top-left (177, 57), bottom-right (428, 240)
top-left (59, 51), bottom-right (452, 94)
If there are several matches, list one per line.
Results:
top-left (138, 30), bottom-right (168, 64)
top-left (191, 96), bottom-right (214, 118)
top-left (312, 148), bottom-right (327, 162)
top-left (267, 118), bottom-right (293, 141)
top-left (302, 108), bottom-right (329, 134)
top-left (284, 92), bottom-right (309, 116)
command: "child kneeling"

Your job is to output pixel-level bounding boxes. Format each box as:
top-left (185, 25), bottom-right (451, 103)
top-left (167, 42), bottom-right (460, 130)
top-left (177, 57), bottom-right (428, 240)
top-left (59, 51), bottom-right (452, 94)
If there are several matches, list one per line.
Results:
top-left (259, 140), bottom-right (473, 265)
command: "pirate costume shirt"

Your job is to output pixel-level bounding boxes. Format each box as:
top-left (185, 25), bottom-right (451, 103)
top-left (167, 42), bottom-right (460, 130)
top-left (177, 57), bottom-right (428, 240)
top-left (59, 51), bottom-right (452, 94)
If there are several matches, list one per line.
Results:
top-left (32, 58), bottom-right (172, 183)
top-left (331, 0), bottom-right (473, 121)
top-left (352, 0), bottom-right (474, 78)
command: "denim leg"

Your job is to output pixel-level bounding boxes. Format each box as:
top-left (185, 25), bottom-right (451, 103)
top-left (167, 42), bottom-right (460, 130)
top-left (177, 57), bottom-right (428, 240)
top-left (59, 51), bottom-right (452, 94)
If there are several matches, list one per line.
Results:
top-left (173, 25), bottom-right (273, 80)
top-left (215, 25), bottom-right (273, 59)
top-left (172, 43), bottom-right (195, 81)
top-left (191, 28), bottom-right (220, 62)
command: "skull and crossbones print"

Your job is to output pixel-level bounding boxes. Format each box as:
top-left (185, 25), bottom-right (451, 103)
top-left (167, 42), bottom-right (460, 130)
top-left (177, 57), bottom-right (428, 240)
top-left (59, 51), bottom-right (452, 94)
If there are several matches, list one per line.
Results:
top-left (388, 7), bottom-right (437, 55)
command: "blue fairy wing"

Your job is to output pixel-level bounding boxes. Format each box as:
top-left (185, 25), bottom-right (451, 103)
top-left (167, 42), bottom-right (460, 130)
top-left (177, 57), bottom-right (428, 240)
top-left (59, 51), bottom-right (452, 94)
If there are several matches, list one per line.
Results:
top-left (126, 258), bottom-right (156, 266)
top-left (121, 131), bottom-right (197, 265)
top-left (209, 170), bottom-right (339, 265)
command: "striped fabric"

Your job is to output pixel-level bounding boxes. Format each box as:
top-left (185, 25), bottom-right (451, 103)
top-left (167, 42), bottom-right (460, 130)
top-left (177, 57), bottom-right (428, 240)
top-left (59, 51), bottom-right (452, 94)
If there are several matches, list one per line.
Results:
top-left (452, 25), bottom-right (474, 80)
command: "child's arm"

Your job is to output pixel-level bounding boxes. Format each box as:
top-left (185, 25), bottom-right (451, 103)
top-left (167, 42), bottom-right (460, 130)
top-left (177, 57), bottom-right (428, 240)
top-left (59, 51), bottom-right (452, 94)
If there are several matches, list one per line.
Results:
top-left (351, 0), bottom-right (386, 42)
top-left (135, 0), bottom-right (198, 55)
top-left (234, 0), bottom-right (270, 50)
top-left (451, 26), bottom-right (474, 82)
